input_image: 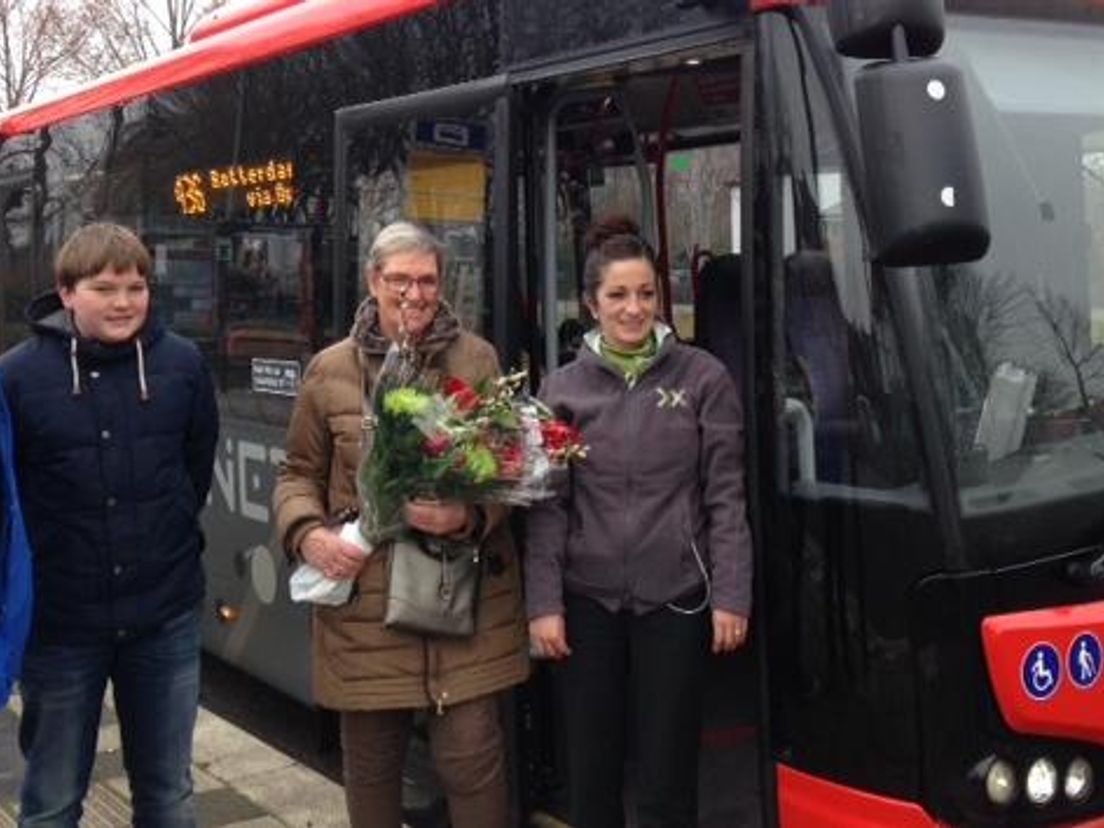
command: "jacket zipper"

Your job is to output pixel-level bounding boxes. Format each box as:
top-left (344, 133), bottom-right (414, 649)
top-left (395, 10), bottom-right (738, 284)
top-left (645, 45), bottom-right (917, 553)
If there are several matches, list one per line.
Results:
top-left (588, 339), bottom-right (671, 609)
top-left (623, 375), bottom-right (636, 608)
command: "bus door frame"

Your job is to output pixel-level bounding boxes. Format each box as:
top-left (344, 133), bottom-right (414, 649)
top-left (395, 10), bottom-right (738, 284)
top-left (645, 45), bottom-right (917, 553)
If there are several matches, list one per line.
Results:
top-left (532, 85), bottom-right (657, 373)
top-left (515, 30), bottom-right (775, 825)
top-left (332, 74), bottom-right (521, 363)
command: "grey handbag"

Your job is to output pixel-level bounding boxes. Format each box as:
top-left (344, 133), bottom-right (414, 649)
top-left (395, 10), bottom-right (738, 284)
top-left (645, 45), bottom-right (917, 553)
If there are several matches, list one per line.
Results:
top-left (383, 533), bottom-right (481, 637)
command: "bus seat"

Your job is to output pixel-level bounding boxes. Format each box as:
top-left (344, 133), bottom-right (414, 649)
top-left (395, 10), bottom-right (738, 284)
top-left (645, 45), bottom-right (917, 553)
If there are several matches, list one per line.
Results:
top-left (784, 250), bottom-right (855, 483)
top-left (557, 317), bottom-right (585, 364)
top-left (695, 253), bottom-right (743, 382)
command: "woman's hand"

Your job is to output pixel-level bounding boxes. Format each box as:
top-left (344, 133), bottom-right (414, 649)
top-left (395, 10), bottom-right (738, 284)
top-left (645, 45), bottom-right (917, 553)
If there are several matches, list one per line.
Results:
top-left (529, 614), bottom-right (571, 660)
top-left (403, 498), bottom-right (469, 537)
top-left (299, 526), bottom-right (366, 580)
top-left (712, 610), bottom-right (749, 654)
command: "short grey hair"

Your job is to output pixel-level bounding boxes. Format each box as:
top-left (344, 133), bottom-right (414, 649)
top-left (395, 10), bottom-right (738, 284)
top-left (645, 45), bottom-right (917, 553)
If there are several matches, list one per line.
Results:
top-left (366, 221), bottom-right (446, 276)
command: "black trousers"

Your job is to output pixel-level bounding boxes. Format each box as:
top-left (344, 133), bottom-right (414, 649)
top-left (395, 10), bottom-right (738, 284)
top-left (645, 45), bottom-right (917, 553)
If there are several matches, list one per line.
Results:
top-left (559, 591), bottom-right (711, 828)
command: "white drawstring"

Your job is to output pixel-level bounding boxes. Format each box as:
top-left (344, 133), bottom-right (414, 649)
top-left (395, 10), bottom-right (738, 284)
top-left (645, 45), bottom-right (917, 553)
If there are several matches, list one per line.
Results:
top-left (135, 338), bottom-right (149, 402)
top-left (69, 335), bottom-right (151, 401)
top-left (69, 337), bottom-right (81, 396)
top-left (666, 538), bottom-right (712, 615)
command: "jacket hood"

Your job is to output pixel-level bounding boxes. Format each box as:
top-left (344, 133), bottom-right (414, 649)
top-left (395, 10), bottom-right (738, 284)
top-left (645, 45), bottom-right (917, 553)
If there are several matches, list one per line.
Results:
top-left (26, 291), bottom-right (72, 337)
top-left (25, 290), bottom-right (164, 400)
top-left (26, 290), bottom-right (165, 350)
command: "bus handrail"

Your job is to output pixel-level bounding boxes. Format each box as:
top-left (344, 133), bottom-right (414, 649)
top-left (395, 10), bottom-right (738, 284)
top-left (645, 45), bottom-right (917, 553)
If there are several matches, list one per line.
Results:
top-left (783, 396), bottom-right (816, 483)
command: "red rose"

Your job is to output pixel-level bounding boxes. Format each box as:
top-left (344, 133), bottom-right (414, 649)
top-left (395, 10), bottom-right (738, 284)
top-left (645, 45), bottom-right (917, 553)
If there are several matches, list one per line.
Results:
top-left (443, 376), bottom-right (480, 412)
top-left (540, 419), bottom-right (580, 452)
top-left (497, 441), bottom-right (524, 478)
top-left (422, 432), bottom-right (451, 457)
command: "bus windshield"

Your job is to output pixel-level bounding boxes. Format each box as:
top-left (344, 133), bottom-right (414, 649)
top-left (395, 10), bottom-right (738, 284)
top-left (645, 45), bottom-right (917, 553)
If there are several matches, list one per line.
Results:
top-left (905, 13), bottom-right (1104, 518)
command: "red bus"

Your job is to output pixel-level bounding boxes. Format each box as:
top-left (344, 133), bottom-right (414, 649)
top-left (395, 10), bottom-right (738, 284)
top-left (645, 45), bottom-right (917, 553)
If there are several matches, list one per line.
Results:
top-left (2, 0), bottom-right (1104, 825)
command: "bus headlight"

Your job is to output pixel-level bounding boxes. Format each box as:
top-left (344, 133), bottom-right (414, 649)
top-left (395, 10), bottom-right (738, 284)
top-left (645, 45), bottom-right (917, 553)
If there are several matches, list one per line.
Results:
top-left (1065, 758), bottom-right (1093, 803)
top-left (984, 758), bottom-right (1018, 806)
top-left (1025, 757), bottom-right (1059, 806)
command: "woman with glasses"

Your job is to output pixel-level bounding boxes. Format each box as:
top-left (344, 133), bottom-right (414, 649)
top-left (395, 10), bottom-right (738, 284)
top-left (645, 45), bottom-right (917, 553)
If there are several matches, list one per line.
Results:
top-left (274, 221), bottom-right (528, 828)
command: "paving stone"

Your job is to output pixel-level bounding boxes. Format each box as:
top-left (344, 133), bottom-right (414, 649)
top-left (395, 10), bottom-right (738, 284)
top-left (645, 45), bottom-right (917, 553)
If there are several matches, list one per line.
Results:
top-left (228, 764), bottom-right (346, 828)
top-left (0, 707), bottom-right (21, 801)
top-left (95, 723), bottom-right (122, 753)
top-left (3, 689), bottom-right (345, 828)
top-left (0, 773), bottom-right (19, 801)
top-left (195, 787), bottom-right (268, 827)
top-left (193, 765), bottom-right (226, 793)
top-left (201, 748), bottom-right (295, 785)
top-left (103, 776), bottom-right (130, 801)
top-left (193, 710), bottom-right (276, 767)
top-left (89, 748), bottom-right (125, 783)
top-left (79, 781), bottom-right (131, 828)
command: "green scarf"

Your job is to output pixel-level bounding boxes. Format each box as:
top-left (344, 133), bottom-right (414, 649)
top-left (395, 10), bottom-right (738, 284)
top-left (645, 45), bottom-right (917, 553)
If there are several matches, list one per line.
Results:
top-left (599, 331), bottom-right (658, 384)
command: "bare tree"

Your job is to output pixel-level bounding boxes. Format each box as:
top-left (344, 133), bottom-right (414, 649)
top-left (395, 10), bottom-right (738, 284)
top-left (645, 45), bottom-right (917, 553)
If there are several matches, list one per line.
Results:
top-left (0, 0), bottom-right (89, 108)
top-left (0, 0), bottom-right (226, 113)
top-left (76, 0), bottom-right (226, 74)
top-left (1032, 288), bottom-right (1104, 424)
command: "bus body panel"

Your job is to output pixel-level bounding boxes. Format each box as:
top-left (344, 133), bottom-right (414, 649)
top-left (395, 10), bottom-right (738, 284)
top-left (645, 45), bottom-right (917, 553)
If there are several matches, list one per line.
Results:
top-left (189, 0), bottom-right (305, 42)
top-left (776, 764), bottom-right (944, 828)
top-left (3, 1), bottom-right (1104, 825)
top-left (982, 600), bottom-right (1104, 746)
top-left (0, 0), bottom-right (435, 137)
top-left (779, 764), bottom-right (1104, 828)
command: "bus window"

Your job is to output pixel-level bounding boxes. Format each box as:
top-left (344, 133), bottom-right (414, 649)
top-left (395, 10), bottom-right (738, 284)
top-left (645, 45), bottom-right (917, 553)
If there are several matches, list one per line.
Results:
top-left (889, 15), bottom-right (1104, 527)
top-left (760, 11), bottom-right (939, 802)
top-left (661, 144), bottom-right (740, 341)
top-left (343, 112), bottom-right (497, 339)
top-left (0, 170), bottom-right (34, 352)
top-left (769, 27), bottom-right (920, 494)
top-left (17, 72), bottom-right (329, 431)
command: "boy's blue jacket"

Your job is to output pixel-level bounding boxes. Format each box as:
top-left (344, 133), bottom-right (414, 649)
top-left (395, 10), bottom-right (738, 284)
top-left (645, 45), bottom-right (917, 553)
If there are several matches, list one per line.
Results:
top-left (0, 293), bottom-right (218, 645)
top-left (0, 372), bottom-right (32, 706)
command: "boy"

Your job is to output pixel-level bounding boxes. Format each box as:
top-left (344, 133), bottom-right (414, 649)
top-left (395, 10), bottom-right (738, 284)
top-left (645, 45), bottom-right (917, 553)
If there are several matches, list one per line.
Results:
top-left (0, 223), bottom-right (218, 827)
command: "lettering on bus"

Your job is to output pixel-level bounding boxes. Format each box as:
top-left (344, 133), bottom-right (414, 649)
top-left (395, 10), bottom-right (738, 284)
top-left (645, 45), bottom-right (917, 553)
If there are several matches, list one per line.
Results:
top-left (173, 158), bottom-right (295, 217)
top-left (211, 436), bottom-right (286, 524)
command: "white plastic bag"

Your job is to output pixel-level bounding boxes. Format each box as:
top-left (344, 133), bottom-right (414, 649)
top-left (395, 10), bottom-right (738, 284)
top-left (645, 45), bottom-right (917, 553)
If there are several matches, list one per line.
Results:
top-left (289, 521), bottom-right (373, 606)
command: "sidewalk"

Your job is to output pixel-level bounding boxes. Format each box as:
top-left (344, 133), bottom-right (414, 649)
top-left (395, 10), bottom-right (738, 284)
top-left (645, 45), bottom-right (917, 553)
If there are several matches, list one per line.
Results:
top-left (0, 691), bottom-right (348, 827)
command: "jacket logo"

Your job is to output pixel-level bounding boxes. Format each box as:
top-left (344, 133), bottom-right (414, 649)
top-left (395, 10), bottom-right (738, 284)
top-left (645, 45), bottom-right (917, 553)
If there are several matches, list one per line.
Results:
top-left (655, 387), bottom-right (688, 409)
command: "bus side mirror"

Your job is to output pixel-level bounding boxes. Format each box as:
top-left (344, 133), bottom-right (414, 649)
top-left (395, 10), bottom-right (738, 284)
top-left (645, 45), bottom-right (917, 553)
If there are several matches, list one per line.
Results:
top-left (855, 58), bottom-right (990, 267)
top-left (831, 0), bottom-right (990, 267)
top-left (829, 0), bottom-right (944, 59)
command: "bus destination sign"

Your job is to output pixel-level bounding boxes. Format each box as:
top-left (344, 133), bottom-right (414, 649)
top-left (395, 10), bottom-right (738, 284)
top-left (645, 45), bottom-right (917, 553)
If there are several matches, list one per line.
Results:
top-left (174, 158), bottom-right (295, 216)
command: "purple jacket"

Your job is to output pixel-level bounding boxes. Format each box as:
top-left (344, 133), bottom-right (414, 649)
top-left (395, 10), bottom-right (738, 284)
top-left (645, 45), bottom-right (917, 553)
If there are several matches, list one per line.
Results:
top-left (525, 330), bottom-right (753, 618)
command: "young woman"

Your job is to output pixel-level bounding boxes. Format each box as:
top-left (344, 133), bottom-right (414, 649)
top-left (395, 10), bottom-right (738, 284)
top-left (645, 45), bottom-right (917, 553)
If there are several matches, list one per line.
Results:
top-left (526, 216), bottom-right (753, 828)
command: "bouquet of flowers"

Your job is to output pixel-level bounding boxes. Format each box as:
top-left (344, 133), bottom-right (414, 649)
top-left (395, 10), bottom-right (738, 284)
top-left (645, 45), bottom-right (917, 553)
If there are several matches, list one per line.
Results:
top-left (290, 337), bottom-right (585, 606)
top-left (357, 346), bottom-right (586, 546)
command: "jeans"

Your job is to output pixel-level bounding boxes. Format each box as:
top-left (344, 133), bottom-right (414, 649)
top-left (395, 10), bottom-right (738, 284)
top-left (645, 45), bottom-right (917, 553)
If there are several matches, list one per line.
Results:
top-left (18, 607), bottom-right (201, 828)
top-left (559, 592), bottom-right (711, 828)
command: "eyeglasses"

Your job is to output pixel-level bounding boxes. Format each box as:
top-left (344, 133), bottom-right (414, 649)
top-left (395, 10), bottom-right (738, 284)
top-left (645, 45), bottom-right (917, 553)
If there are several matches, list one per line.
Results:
top-left (380, 272), bottom-right (440, 295)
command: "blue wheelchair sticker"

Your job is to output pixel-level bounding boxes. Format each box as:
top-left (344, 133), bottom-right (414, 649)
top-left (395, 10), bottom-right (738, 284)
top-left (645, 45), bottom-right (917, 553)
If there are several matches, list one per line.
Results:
top-left (1068, 633), bottom-right (1101, 690)
top-left (1022, 643), bottom-right (1061, 701)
